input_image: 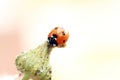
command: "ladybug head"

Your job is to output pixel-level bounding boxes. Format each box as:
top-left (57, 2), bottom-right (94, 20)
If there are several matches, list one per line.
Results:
top-left (48, 34), bottom-right (58, 46)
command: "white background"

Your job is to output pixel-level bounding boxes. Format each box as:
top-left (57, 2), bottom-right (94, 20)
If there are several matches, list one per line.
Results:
top-left (0, 0), bottom-right (120, 80)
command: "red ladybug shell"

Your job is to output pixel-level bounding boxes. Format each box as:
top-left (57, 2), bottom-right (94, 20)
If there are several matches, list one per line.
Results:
top-left (48, 27), bottom-right (69, 46)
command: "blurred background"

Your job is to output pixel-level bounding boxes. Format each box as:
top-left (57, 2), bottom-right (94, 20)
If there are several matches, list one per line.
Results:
top-left (0, 0), bottom-right (120, 80)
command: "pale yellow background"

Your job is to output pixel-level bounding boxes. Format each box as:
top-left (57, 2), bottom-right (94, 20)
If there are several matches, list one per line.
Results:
top-left (0, 0), bottom-right (120, 80)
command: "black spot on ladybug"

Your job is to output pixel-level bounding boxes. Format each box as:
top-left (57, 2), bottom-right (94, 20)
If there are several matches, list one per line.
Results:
top-left (62, 31), bottom-right (65, 35)
top-left (52, 34), bottom-right (58, 38)
top-left (54, 27), bottom-right (58, 29)
top-left (63, 40), bottom-right (65, 43)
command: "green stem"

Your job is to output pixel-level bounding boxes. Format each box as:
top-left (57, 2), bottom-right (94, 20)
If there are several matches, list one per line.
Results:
top-left (22, 73), bottom-right (30, 80)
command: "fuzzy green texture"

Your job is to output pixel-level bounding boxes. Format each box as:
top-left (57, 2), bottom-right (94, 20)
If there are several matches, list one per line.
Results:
top-left (15, 41), bottom-right (53, 80)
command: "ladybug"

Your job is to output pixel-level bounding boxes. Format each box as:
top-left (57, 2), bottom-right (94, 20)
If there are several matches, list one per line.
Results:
top-left (48, 27), bottom-right (69, 47)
